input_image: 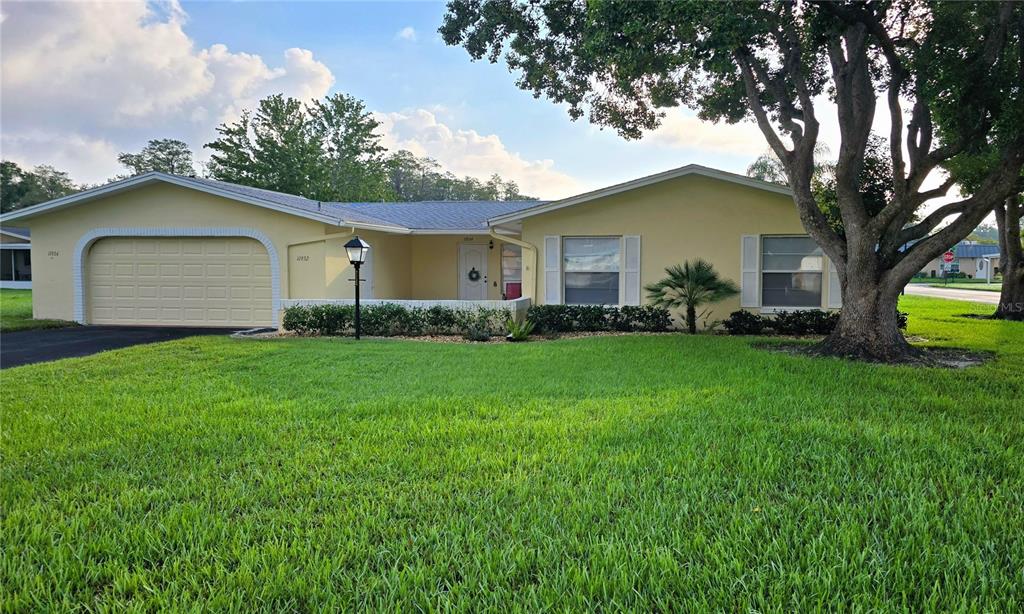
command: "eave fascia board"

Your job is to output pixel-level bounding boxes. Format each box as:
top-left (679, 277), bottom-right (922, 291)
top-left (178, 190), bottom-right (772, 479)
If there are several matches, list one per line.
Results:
top-left (0, 172), bottom-right (347, 227)
top-left (405, 228), bottom-right (492, 235)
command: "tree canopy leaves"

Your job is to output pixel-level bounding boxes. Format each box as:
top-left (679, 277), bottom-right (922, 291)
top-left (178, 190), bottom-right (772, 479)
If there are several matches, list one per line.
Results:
top-left (206, 93), bottom-right (533, 202)
top-left (1, 161), bottom-right (79, 213)
top-left (118, 139), bottom-right (196, 176)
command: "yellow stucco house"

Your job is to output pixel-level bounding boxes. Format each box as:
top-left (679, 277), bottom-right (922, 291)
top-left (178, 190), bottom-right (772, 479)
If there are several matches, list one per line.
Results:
top-left (0, 165), bottom-right (841, 328)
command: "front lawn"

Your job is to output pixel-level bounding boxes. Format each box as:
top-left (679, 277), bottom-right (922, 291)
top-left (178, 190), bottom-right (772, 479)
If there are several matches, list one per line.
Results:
top-left (2, 296), bottom-right (1022, 610)
top-left (927, 281), bottom-right (1003, 292)
top-left (0, 289), bottom-right (76, 332)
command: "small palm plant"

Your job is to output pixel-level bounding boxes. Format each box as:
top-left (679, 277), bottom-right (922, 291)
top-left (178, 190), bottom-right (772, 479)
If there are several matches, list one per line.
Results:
top-left (644, 259), bottom-right (739, 334)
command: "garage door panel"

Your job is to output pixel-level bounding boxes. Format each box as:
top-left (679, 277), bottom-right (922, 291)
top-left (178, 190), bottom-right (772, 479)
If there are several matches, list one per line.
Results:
top-left (160, 241), bottom-right (182, 255)
top-left (135, 240), bottom-right (158, 254)
top-left (114, 263), bottom-right (134, 277)
top-left (88, 237), bottom-right (272, 327)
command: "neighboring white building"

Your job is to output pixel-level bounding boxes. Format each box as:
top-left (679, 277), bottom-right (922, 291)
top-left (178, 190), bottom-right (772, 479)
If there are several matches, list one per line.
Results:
top-left (919, 241), bottom-right (1000, 279)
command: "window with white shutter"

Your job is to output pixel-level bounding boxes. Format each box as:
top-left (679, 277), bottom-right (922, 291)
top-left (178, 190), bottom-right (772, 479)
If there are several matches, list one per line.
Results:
top-left (622, 235), bottom-right (641, 305)
top-left (740, 235), bottom-right (760, 307)
top-left (827, 260), bottom-right (842, 308)
top-left (543, 235), bottom-right (561, 304)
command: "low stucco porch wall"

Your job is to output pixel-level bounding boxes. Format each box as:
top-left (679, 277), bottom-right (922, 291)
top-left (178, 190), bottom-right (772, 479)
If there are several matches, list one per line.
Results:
top-left (288, 233), bottom-right (516, 302)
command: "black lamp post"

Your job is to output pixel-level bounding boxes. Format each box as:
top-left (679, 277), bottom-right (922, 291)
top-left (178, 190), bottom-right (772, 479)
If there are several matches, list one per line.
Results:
top-left (344, 236), bottom-right (370, 339)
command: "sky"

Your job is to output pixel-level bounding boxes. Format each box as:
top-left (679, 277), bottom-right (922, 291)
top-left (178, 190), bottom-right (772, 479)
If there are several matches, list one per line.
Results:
top-left (0, 0), bottom-right (951, 205)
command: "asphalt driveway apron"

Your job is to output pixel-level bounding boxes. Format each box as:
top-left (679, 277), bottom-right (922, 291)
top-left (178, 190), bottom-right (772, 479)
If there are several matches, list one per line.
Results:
top-left (1, 326), bottom-right (242, 369)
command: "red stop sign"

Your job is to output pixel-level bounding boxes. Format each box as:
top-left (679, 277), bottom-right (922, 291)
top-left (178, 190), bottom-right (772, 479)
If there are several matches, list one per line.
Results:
top-left (942, 251), bottom-right (955, 263)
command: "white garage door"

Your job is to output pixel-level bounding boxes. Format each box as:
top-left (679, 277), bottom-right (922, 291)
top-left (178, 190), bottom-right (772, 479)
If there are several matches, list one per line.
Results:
top-left (87, 237), bottom-right (273, 327)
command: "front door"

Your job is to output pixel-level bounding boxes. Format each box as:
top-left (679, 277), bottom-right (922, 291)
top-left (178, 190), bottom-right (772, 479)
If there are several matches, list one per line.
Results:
top-left (458, 243), bottom-right (488, 300)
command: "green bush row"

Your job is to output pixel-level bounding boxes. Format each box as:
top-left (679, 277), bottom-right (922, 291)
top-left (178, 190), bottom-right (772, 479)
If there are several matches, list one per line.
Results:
top-left (282, 303), bottom-right (511, 337)
top-left (526, 304), bottom-right (672, 333)
top-left (722, 309), bottom-right (909, 336)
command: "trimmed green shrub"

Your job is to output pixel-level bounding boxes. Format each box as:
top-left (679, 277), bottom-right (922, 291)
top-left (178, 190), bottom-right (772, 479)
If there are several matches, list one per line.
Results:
top-left (526, 305), bottom-right (577, 333)
top-left (424, 304), bottom-right (459, 334)
top-left (722, 309), bottom-right (910, 336)
top-left (526, 304), bottom-right (672, 334)
top-left (772, 310), bottom-right (839, 336)
top-left (614, 305), bottom-right (674, 332)
top-left (282, 303), bottom-right (510, 337)
top-left (360, 303), bottom-right (425, 337)
top-left (282, 304), bottom-right (355, 335)
top-left (721, 310), bottom-right (768, 335)
top-left (462, 326), bottom-right (492, 342)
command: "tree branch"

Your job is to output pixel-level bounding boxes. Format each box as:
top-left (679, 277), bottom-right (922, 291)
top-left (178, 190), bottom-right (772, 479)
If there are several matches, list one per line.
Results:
top-left (734, 49), bottom-right (843, 261)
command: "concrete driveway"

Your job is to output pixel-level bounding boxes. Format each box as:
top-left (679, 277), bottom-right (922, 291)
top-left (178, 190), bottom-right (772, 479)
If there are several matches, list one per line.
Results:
top-left (904, 284), bottom-right (1001, 304)
top-left (1, 326), bottom-right (242, 369)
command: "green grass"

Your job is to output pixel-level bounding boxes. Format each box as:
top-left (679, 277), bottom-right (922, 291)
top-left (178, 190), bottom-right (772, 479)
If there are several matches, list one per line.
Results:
top-left (926, 281), bottom-right (1003, 292)
top-left (2, 296), bottom-right (1022, 610)
top-left (0, 289), bottom-right (76, 332)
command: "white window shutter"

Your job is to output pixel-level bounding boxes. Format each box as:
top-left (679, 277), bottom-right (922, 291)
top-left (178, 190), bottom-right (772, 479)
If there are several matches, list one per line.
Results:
top-left (544, 235), bottom-right (561, 304)
top-left (827, 260), bottom-right (842, 308)
top-left (622, 235), bottom-right (641, 305)
top-left (740, 235), bottom-right (759, 308)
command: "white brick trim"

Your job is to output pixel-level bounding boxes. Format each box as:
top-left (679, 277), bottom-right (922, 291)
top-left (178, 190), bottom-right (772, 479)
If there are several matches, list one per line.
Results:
top-left (73, 227), bottom-right (281, 325)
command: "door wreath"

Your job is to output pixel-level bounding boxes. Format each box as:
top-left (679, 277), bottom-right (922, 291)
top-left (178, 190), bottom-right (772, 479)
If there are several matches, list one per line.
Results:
top-left (467, 267), bottom-right (481, 282)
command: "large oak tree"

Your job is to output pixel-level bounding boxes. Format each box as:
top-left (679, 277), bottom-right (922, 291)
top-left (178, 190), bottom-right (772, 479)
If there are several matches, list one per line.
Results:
top-left (441, 0), bottom-right (1024, 361)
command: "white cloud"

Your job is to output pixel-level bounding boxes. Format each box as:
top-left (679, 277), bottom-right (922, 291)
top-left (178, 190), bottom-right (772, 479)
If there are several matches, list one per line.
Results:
top-left (1, 133), bottom-right (122, 186)
top-left (0, 0), bottom-right (334, 184)
top-left (645, 112), bottom-right (767, 156)
top-left (395, 26), bottom-right (417, 42)
top-left (376, 109), bottom-right (584, 199)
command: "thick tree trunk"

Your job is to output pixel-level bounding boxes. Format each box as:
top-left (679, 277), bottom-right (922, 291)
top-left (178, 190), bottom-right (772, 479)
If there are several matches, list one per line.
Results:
top-left (686, 305), bottom-right (697, 334)
top-left (810, 259), bottom-right (919, 362)
top-left (994, 197), bottom-right (1024, 320)
top-left (998, 273), bottom-right (1024, 320)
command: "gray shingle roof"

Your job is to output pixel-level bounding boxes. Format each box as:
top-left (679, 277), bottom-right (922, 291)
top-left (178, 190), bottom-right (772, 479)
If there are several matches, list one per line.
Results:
top-left (953, 242), bottom-right (1001, 258)
top-left (324, 200), bottom-right (545, 231)
top-left (186, 175), bottom-right (544, 231)
top-left (0, 226), bottom-right (30, 238)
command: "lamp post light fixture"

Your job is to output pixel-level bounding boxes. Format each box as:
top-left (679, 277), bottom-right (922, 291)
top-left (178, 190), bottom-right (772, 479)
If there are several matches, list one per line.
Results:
top-left (344, 236), bottom-right (370, 339)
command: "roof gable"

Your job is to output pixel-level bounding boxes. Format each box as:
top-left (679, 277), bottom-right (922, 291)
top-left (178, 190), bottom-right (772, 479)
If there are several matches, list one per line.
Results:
top-left (488, 164), bottom-right (793, 225)
top-left (0, 172), bottom-right (542, 233)
top-left (0, 172), bottom-right (349, 227)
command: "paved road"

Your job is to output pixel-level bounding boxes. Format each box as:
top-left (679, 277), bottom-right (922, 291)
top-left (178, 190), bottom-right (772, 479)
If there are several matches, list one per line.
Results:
top-left (1, 326), bottom-right (241, 369)
top-left (904, 284), bottom-right (1001, 304)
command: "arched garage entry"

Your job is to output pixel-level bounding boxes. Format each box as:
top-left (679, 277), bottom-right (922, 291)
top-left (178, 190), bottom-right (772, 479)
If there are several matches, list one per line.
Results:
top-left (74, 228), bottom-right (280, 326)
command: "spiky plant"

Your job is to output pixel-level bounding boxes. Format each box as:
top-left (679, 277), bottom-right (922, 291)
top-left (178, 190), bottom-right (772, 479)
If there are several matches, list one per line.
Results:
top-left (644, 259), bottom-right (739, 334)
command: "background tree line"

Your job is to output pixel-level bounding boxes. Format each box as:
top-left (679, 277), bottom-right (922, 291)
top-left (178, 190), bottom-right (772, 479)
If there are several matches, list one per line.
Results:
top-left (0, 92), bottom-right (534, 214)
